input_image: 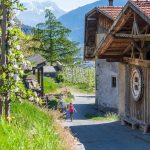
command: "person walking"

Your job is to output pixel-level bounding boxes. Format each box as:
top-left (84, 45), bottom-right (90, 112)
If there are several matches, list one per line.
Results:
top-left (68, 103), bottom-right (76, 122)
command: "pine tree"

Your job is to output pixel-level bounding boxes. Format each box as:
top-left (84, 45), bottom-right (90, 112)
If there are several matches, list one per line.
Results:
top-left (33, 9), bottom-right (80, 65)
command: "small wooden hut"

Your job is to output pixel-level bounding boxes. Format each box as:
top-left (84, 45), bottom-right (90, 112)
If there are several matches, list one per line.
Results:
top-left (26, 54), bottom-right (46, 96)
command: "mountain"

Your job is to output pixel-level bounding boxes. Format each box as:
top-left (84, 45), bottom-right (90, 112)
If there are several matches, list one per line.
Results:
top-left (59, 0), bottom-right (128, 45)
top-left (17, 1), bottom-right (65, 27)
top-left (21, 24), bottom-right (33, 34)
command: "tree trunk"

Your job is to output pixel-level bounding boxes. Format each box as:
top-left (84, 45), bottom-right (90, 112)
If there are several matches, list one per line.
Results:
top-left (1, 0), bottom-right (7, 64)
top-left (0, 97), bottom-right (3, 117)
top-left (5, 94), bottom-right (10, 118)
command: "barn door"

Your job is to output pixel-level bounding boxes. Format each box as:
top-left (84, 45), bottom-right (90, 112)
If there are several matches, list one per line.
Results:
top-left (125, 65), bottom-right (144, 118)
top-left (126, 65), bottom-right (144, 120)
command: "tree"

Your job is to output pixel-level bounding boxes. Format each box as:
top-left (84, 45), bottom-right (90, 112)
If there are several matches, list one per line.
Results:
top-left (33, 9), bottom-right (80, 65)
top-left (0, 0), bottom-right (37, 118)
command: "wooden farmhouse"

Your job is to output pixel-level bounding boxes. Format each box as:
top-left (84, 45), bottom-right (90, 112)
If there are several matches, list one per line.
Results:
top-left (84, 1), bottom-right (122, 112)
top-left (84, 0), bottom-right (150, 132)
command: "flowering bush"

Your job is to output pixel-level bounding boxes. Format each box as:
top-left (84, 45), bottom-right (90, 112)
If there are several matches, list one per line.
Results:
top-left (0, 1), bottom-right (40, 117)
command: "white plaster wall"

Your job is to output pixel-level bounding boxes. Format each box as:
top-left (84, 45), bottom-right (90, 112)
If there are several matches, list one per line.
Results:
top-left (96, 59), bottom-right (119, 111)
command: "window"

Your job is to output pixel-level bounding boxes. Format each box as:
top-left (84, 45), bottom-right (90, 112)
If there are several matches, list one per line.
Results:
top-left (112, 76), bottom-right (117, 88)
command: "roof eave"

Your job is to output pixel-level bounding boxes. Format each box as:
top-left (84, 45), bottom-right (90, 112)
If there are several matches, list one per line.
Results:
top-left (96, 0), bottom-right (150, 57)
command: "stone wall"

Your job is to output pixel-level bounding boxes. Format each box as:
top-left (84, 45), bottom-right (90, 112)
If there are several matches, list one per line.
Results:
top-left (95, 59), bottom-right (119, 112)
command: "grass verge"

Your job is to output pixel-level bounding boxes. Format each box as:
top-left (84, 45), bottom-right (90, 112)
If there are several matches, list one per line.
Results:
top-left (0, 101), bottom-right (75, 150)
top-left (85, 112), bottom-right (119, 121)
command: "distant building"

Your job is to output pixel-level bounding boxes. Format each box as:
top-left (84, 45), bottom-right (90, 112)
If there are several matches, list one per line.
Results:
top-left (44, 61), bottom-right (63, 78)
top-left (26, 54), bottom-right (46, 96)
top-left (44, 66), bottom-right (57, 78)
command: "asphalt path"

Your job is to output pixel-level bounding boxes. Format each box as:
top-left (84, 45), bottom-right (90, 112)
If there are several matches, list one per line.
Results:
top-left (63, 94), bottom-right (150, 150)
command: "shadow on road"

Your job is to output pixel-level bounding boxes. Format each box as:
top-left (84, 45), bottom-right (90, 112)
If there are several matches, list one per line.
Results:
top-left (70, 121), bottom-right (150, 150)
top-left (70, 103), bottom-right (97, 120)
top-left (76, 96), bottom-right (95, 98)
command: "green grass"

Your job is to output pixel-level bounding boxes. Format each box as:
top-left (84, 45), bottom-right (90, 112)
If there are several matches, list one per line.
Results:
top-left (44, 76), bottom-right (95, 95)
top-left (0, 102), bottom-right (67, 150)
top-left (64, 82), bottom-right (95, 94)
top-left (44, 77), bottom-right (59, 94)
top-left (85, 112), bottom-right (119, 121)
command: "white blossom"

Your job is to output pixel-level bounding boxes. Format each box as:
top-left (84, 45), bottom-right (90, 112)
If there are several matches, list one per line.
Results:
top-left (26, 61), bottom-right (31, 65)
top-left (20, 54), bottom-right (24, 59)
top-left (34, 92), bottom-right (38, 97)
top-left (13, 36), bottom-right (18, 41)
top-left (7, 27), bottom-right (12, 31)
top-left (10, 20), bottom-right (15, 26)
top-left (14, 64), bottom-right (18, 69)
top-left (36, 97), bottom-right (39, 103)
top-left (12, 74), bottom-right (20, 82)
top-left (22, 62), bottom-right (27, 70)
top-left (16, 45), bottom-right (21, 50)
top-left (29, 97), bottom-right (34, 102)
top-left (14, 88), bottom-right (19, 92)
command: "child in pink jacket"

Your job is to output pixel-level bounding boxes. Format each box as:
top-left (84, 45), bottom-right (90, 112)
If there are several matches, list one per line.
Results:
top-left (68, 103), bottom-right (76, 122)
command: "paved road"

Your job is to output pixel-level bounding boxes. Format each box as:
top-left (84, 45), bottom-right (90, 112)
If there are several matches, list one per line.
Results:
top-left (63, 94), bottom-right (150, 150)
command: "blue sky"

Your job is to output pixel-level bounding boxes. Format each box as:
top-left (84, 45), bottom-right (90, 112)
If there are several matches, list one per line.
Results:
top-left (21, 0), bottom-right (97, 11)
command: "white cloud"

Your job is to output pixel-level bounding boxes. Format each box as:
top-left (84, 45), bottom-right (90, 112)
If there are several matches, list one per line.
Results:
top-left (20, 0), bottom-right (97, 11)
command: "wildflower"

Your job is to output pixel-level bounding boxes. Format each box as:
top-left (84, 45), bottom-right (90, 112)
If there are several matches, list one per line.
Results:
top-left (7, 116), bottom-right (12, 122)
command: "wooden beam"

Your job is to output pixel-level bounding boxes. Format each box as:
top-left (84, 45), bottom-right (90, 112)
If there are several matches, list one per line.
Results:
top-left (41, 67), bottom-right (44, 97)
top-left (87, 18), bottom-right (96, 21)
top-left (103, 52), bottom-right (122, 55)
top-left (123, 57), bottom-right (150, 68)
top-left (106, 58), bottom-right (123, 62)
top-left (123, 43), bottom-right (132, 54)
top-left (115, 33), bottom-right (150, 41)
top-left (37, 69), bottom-right (41, 84)
top-left (113, 10), bottom-right (132, 33)
top-left (98, 55), bottom-right (122, 59)
top-left (97, 35), bottom-right (113, 55)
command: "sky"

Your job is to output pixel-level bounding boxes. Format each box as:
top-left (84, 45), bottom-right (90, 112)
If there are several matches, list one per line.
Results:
top-left (20, 0), bottom-right (97, 11)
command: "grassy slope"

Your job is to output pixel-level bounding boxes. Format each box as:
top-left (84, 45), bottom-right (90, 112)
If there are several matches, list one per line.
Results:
top-left (44, 77), bottom-right (59, 94)
top-left (0, 102), bottom-right (67, 150)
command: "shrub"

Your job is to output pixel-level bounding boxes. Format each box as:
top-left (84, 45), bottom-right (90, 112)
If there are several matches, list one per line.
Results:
top-left (56, 73), bottom-right (65, 83)
top-left (48, 98), bottom-right (58, 109)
